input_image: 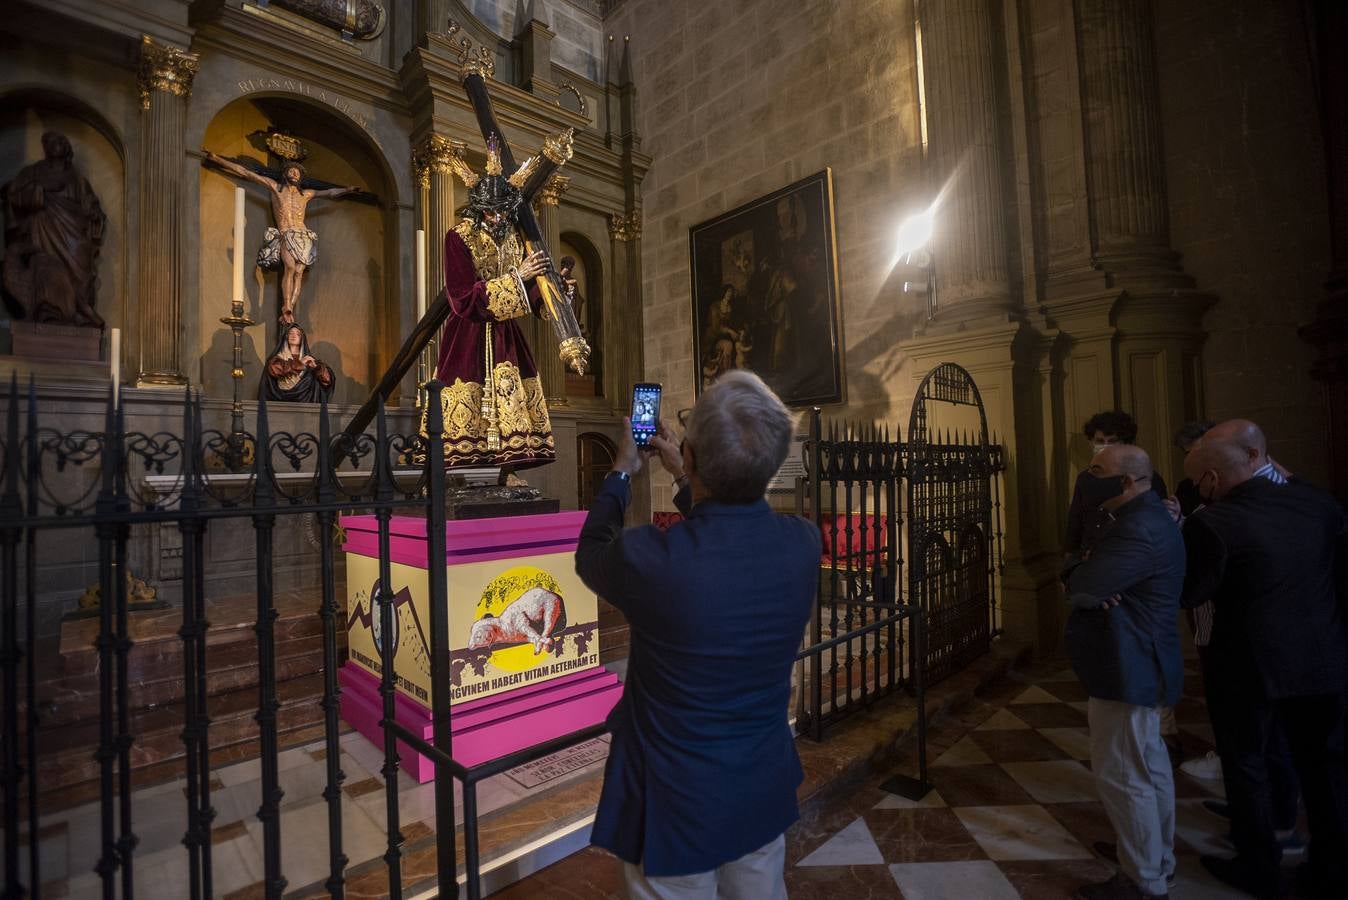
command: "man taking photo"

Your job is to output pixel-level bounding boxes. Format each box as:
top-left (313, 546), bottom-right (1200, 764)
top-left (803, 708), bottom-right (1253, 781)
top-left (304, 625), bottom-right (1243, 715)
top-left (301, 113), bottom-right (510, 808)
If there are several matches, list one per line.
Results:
top-left (575, 371), bottom-right (820, 899)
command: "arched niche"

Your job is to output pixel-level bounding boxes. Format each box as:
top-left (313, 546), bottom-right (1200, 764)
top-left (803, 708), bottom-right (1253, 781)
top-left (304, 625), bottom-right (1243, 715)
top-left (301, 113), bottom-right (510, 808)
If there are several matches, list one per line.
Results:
top-left (0, 89), bottom-right (127, 353)
top-left (198, 94), bottom-right (399, 405)
top-left (559, 229), bottom-right (604, 398)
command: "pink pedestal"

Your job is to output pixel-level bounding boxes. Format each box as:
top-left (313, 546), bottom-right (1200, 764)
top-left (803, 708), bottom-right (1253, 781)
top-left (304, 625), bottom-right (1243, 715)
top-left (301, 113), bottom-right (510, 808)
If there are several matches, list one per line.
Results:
top-left (340, 662), bottom-right (622, 782)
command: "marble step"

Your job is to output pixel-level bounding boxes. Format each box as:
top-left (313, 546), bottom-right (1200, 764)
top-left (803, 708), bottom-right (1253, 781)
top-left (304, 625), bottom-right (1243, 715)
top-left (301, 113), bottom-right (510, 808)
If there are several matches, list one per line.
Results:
top-left (37, 669), bottom-right (330, 795)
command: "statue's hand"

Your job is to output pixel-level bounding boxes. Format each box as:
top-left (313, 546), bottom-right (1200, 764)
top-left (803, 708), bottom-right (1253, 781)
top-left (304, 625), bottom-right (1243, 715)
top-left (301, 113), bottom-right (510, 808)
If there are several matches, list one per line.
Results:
top-left (301, 355), bottom-right (317, 368)
top-left (518, 250), bottom-right (548, 281)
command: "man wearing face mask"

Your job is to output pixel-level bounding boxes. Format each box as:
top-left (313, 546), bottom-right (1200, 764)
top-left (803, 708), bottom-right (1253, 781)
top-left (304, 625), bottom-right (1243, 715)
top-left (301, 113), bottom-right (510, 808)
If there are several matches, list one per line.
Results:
top-left (1063, 444), bottom-right (1185, 900)
top-left (1065, 411), bottom-right (1170, 560)
top-left (1180, 434), bottom-right (1347, 898)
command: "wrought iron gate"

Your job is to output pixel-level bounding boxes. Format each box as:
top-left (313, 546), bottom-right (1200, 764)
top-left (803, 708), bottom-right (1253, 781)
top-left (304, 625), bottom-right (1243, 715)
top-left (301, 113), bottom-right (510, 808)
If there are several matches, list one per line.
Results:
top-left (906, 363), bottom-right (1004, 684)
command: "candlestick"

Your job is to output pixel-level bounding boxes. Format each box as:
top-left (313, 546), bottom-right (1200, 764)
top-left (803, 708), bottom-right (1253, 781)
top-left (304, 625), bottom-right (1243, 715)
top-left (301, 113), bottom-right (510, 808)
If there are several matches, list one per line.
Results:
top-left (232, 187), bottom-right (245, 304)
top-left (110, 327), bottom-right (121, 406)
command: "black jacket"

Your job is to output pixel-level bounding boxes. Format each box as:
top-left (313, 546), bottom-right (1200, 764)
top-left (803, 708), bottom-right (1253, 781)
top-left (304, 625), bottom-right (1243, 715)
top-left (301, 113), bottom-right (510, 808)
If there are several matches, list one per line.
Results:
top-left (1064, 491), bottom-right (1186, 707)
top-left (1181, 477), bottom-right (1348, 699)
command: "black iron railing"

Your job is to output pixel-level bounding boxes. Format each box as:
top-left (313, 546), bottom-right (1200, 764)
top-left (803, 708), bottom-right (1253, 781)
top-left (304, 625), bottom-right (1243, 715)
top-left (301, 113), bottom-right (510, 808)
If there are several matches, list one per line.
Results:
top-left (0, 377), bottom-right (604, 900)
top-left (793, 376), bottom-right (1007, 749)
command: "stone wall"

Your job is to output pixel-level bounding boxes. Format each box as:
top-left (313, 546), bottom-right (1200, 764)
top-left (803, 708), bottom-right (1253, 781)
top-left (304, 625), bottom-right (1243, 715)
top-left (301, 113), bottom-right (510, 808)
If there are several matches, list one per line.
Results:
top-left (605, 0), bottom-right (928, 507)
top-left (464, 0), bottom-right (604, 80)
top-left (1154, 0), bottom-right (1331, 481)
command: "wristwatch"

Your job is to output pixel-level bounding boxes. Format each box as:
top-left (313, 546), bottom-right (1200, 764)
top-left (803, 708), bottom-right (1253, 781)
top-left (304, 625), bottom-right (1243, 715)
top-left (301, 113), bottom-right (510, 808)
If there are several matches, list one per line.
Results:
top-left (609, 470), bottom-right (631, 484)
top-left (673, 473), bottom-right (690, 490)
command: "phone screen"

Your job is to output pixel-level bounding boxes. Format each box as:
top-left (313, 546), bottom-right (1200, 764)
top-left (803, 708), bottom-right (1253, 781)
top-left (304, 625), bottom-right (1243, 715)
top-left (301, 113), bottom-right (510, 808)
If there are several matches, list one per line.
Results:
top-left (631, 383), bottom-right (661, 446)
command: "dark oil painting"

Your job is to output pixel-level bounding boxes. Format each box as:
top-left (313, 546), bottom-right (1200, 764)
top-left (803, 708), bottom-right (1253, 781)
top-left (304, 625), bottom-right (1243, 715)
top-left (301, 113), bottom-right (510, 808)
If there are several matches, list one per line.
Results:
top-left (688, 170), bottom-right (843, 407)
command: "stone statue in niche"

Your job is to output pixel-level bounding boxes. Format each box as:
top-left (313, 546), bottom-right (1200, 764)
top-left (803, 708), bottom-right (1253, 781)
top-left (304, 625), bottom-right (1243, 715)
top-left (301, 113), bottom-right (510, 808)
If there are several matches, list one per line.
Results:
top-left (203, 149), bottom-right (358, 324)
top-left (260, 322), bottom-right (334, 402)
top-left (1, 132), bottom-right (107, 328)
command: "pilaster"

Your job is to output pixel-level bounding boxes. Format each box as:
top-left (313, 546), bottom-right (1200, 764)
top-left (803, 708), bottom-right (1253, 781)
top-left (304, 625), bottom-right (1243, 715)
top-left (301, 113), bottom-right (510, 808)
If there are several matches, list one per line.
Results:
top-left (534, 174), bottom-right (569, 404)
top-left (921, 0), bottom-right (1015, 319)
top-left (135, 34), bottom-right (199, 387)
top-left (608, 211), bottom-right (642, 413)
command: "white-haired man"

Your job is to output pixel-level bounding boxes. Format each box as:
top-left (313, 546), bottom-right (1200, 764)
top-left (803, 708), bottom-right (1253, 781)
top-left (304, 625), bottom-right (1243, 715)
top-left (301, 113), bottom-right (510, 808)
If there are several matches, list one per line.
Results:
top-left (575, 370), bottom-right (819, 899)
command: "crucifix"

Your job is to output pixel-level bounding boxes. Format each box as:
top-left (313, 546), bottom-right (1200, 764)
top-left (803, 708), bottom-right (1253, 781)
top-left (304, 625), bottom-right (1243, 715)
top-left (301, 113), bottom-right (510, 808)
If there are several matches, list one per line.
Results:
top-left (201, 149), bottom-right (365, 323)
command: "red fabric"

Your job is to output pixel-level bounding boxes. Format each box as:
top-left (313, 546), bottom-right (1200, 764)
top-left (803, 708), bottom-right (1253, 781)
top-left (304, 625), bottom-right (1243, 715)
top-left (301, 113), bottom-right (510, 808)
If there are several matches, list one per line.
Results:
top-left (651, 511), bottom-right (685, 531)
top-left (818, 514), bottom-right (888, 564)
top-left (434, 229), bottom-right (543, 382)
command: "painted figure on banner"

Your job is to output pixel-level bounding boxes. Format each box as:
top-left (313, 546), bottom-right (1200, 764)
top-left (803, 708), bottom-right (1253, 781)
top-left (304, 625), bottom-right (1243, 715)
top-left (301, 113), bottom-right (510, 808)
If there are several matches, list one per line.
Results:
top-left (423, 135), bottom-right (561, 474)
top-left (260, 322), bottom-right (334, 402)
top-left (1, 132), bottom-right (107, 327)
top-left (202, 149), bottom-right (358, 324)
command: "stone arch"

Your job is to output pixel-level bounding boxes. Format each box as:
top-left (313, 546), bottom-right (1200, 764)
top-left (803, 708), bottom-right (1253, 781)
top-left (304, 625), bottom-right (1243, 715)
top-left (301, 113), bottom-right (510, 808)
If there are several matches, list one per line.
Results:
top-left (196, 93), bottom-right (402, 404)
top-left (559, 228), bottom-right (604, 395)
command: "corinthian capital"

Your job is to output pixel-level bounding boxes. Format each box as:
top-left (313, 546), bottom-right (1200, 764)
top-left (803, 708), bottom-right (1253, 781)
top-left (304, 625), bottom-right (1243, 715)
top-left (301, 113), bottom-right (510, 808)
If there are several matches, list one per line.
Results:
top-left (412, 134), bottom-right (473, 188)
top-left (608, 211), bottom-right (642, 242)
top-left (137, 35), bottom-right (200, 110)
top-left (535, 174), bottom-right (571, 208)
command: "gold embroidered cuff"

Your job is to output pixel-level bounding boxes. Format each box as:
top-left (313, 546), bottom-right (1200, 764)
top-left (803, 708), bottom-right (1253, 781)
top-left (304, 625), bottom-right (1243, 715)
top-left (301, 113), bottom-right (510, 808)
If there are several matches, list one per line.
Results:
top-left (485, 273), bottom-right (532, 321)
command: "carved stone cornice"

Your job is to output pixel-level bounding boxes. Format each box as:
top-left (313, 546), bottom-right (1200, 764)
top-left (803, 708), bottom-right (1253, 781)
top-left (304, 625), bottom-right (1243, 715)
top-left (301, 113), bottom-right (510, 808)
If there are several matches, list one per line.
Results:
top-left (137, 35), bottom-right (200, 110)
top-left (411, 133), bottom-right (471, 188)
top-left (534, 174), bottom-right (570, 207)
top-left (608, 211), bottom-right (641, 242)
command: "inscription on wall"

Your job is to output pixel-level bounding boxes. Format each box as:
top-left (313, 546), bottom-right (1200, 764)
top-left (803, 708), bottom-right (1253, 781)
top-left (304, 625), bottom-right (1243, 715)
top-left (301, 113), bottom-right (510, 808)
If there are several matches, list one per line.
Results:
top-left (235, 78), bottom-right (370, 131)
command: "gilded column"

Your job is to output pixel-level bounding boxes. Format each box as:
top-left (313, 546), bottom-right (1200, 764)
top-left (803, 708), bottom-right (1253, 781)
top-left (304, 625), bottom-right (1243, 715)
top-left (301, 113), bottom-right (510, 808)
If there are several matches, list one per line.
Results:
top-left (135, 35), bottom-right (199, 386)
top-left (534, 174), bottom-right (570, 404)
top-left (1074, 0), bottom-right (1183, 277)
top-left (920, 0), bottom-right (1013, 317)
top-left (412, 134), bottom-right (467, 374)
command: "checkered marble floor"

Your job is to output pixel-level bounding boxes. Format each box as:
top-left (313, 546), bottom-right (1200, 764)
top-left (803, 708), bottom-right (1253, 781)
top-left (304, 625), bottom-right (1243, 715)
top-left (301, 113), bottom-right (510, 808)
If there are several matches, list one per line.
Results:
top-left (781, 657), bottom-right (1277, 899)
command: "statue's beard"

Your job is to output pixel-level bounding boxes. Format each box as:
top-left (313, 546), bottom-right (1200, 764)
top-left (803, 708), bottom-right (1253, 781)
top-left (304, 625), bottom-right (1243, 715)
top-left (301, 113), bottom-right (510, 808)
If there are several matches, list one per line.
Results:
top-left (481, 215), bottom-right (513, 245)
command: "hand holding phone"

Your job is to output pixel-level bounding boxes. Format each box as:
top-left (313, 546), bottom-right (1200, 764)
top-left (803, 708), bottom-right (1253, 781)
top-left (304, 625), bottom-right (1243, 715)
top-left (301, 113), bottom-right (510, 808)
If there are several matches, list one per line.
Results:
top-left (631, 382), bottom-right (661, 447)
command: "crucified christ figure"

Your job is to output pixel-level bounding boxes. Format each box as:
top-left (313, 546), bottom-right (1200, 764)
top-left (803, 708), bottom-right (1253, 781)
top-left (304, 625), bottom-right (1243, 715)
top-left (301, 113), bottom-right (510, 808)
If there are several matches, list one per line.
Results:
top-left (203, 149), bottom-right (358, 323)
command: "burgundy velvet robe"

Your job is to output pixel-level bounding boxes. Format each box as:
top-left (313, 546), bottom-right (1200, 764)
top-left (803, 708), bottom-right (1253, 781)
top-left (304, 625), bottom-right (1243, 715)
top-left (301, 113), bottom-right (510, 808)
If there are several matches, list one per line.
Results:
top-left (429, 224), bottom-right (555, 469)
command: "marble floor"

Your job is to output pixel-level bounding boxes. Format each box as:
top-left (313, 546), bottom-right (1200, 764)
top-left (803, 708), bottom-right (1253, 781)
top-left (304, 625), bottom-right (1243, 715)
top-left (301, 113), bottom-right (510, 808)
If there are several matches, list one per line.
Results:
top-left (499, 656), bottom-right (1308, 899)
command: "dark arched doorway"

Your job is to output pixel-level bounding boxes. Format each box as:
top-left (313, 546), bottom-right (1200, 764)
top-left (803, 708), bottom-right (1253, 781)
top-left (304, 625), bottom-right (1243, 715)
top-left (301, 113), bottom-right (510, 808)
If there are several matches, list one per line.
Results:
top-left (576, 431), bottom-right (617, 509)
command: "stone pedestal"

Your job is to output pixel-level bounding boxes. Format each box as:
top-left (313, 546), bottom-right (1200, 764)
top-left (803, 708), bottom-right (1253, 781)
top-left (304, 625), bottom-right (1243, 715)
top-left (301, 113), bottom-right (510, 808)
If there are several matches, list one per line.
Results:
top-left (10, 321), bottom-right (102, 361)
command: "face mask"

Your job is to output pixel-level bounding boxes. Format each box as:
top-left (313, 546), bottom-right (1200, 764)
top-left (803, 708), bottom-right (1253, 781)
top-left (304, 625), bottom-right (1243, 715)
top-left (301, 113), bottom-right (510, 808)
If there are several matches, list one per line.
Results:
top-left (1080, 473), bottom-right (1126, 509)
top-left (1196, 471), bottom-right (1217, 505)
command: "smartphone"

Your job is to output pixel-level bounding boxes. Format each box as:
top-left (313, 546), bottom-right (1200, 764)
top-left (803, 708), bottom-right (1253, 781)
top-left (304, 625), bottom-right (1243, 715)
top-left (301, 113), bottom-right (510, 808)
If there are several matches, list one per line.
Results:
top-left (630, 382), bottom-right (662, 446)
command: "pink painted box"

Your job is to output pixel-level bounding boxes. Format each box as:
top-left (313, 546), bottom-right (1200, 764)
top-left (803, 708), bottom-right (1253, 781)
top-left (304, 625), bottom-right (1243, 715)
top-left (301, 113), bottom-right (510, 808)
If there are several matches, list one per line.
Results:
top-left (339, 511), bottom-right (623, 782)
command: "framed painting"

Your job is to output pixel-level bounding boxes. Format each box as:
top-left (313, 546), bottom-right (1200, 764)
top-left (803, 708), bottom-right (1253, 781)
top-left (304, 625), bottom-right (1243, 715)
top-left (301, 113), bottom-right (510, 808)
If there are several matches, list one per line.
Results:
top-left (688, 169), bottom-right (844, 407)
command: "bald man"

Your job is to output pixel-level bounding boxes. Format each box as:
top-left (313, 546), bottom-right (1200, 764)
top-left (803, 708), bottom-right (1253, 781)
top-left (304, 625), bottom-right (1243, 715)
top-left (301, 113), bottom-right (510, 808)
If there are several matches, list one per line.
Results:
top-left (1064, 444), bottom-right (1185, 900)
top-left (1181, 434), bottom-right (1348, 897)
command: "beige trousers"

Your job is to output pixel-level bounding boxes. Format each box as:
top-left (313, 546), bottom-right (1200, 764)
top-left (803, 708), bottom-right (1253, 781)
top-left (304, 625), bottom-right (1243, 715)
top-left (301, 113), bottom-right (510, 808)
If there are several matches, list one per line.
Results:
top-left (623, 834), bottom-right (787, 900)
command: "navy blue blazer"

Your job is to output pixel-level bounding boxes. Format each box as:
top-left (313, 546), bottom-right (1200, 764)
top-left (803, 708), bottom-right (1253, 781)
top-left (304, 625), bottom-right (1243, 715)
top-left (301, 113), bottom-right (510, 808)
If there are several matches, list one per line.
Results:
top-left (575, 474), bottom-right (820, 877)
top-left (1064, 491), bottom-right (1185, 707)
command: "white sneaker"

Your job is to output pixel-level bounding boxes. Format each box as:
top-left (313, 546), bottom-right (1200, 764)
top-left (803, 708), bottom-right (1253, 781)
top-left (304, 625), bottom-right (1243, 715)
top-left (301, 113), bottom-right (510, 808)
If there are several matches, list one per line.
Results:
top-left (1180, 750), bottom-right (1223, 781)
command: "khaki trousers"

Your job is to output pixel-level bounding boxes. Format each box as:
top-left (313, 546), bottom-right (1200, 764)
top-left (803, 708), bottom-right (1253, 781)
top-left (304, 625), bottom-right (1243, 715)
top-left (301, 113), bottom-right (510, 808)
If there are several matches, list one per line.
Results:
top-left (623, 834), bottom-right (787, 900)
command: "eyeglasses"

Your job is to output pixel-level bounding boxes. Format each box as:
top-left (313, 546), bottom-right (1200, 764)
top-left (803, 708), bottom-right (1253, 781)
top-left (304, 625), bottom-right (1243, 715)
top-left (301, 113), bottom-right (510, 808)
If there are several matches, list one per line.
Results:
top-left (676, 408), bottom-right (691, 428)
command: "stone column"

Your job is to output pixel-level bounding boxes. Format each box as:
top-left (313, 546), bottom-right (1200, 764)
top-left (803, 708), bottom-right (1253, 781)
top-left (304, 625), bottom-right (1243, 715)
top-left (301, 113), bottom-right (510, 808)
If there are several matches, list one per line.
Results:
top-left (607, 211), bottom-right (642, 411)
top-left (412, 134), bottom-right (467, 373)
top-left (920, 0), bottom-right (1013, 318)
top-left (1301, 0), bottom-right (1348, 500)
top-left (534, 175), bottom-right (570, 404)
top-left (417, 0), bottom-right (451, 41)
top-left (135, 35), bottom-right (199, 386)
top-left (1075, 0), bottom-right (1184, 279)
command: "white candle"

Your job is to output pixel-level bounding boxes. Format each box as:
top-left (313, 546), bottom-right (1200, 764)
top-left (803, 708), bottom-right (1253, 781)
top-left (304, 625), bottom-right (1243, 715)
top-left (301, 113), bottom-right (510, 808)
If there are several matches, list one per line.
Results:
top-left (415, 228), bottom-right (427, 322)
top-left (232, 187), bottom-right (246, 303)
top-left (110, 327), bottom-right (121, 406)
